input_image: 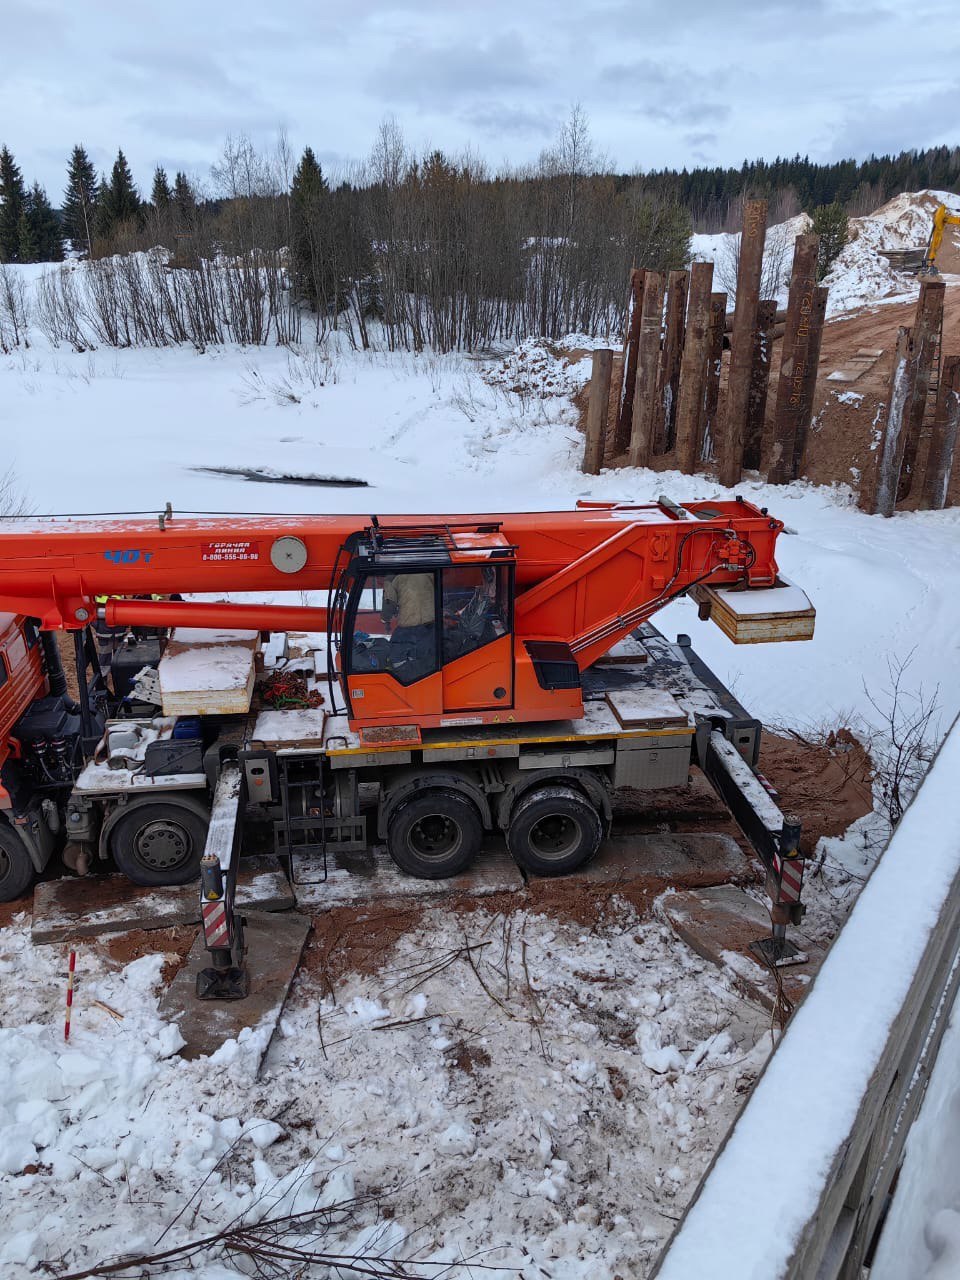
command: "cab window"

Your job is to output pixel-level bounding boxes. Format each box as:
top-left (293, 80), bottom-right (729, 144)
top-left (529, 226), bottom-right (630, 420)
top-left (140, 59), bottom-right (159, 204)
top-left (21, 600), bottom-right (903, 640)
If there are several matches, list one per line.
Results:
top-left (441, 565), bottom-right (510, 665)
top-left (348, 571), bottom-right (439, 686)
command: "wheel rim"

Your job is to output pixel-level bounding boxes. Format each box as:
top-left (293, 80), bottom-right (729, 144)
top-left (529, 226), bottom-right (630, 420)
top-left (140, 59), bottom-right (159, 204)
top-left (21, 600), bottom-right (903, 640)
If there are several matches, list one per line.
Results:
top-left (133, 819), bottom-right (193, 872)
top-left (408, 814), bottom-right (462, 861)
top-left (528, 813), bottom-right (580, 860)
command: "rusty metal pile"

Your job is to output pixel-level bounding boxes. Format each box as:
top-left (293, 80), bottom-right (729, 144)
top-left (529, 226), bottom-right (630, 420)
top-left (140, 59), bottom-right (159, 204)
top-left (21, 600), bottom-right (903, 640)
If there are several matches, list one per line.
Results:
top-left (583, 200), bottom-right (829, 489)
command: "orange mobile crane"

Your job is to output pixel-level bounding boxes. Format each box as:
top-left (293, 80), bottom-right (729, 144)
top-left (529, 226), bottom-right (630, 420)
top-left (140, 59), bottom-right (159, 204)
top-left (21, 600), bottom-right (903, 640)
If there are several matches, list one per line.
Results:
top-left (0, 497), bottom-right (813, 993)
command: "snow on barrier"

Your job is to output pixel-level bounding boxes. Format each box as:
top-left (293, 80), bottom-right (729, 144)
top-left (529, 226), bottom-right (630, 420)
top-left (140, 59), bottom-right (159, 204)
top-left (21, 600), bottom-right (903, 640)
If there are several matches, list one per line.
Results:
top-left (651, 714), bottom-right (960, 1280)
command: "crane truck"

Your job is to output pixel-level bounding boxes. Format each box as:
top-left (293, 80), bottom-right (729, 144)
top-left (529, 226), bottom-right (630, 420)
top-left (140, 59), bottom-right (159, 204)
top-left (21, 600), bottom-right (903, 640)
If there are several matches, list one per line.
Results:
top-left (0, 497), bottom-right (814, 991)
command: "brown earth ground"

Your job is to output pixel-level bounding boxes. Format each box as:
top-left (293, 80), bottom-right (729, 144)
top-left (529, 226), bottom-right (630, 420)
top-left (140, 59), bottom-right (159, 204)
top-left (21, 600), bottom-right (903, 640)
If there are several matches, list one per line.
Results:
top-left (0, 732), bottom-right (872, 987)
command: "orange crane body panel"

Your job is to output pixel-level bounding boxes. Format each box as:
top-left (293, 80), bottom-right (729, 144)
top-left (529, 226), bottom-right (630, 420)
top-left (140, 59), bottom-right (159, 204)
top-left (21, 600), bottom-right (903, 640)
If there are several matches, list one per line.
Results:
top-left (0, 498), bottom-right (786, 732)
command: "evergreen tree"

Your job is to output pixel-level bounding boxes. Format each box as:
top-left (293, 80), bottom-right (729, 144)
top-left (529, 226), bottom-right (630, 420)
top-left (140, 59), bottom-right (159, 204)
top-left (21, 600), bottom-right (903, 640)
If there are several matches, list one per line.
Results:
top-left (151, 166), bottom-right (172, 209)
top-left (62, 144), bottom-right (98, 256)
top-left (0, 147), bottom-right (26, 263)
top-left (18, 183), bottom-right (63, 262)
top-left (16, 210), bottom-right (38, 263)
top-left (96, 149), bottom-right (141, 240)
top-left (172, 171), bottom-right (197, 223)
top-left (811, 201), bottom-right (849, 281)
top-left (290, 146), bottom-right (332, 307)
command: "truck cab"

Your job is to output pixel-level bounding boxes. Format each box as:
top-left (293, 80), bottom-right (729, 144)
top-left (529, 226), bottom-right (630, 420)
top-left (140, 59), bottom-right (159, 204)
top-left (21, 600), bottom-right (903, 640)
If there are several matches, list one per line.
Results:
top-left (0, 614), bottom-right (66, 898)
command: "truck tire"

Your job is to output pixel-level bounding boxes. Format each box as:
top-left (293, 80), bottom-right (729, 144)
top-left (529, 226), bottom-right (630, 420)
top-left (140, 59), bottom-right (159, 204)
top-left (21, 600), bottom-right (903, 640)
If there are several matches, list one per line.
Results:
top-left (0, 822), bottom-right (35, 901)
top-left (507, 785), bottom-right (602, 876)
top-left (108, 800), bottom-right (208, 887)
top-left (387, 788), bottom-right (482, 880)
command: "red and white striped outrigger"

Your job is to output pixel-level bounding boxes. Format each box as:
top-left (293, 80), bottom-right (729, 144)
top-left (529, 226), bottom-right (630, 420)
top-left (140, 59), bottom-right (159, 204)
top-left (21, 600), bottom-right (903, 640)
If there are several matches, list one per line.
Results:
top-left (197, 763), bottom-right (248, 1000)
top-left (700, 730), bottom-right (807, 967)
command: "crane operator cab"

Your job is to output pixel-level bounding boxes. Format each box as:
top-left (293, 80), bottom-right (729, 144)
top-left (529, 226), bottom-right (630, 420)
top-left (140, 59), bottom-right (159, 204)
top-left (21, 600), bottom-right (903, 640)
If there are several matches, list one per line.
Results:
top-left (330, 523), bottom-right (528, 731)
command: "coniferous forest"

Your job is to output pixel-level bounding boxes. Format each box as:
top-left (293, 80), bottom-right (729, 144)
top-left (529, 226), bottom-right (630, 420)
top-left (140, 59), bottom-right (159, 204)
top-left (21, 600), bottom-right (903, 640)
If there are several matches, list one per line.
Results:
top-left (1, 119), bottom-right (958, 351)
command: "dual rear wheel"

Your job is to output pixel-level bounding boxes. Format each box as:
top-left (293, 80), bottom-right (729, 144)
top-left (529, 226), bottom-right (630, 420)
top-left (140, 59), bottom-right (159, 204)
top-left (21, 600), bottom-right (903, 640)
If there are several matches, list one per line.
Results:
top-left (386, 784), bottom-right (601, 879)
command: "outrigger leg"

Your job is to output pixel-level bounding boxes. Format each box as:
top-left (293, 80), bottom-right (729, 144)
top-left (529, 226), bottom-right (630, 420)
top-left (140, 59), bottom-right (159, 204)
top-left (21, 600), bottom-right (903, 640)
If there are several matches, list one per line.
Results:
top-left (196, 762), bottom-right (249, 1000)
top-left (699, 729), bottom-right (808, 967)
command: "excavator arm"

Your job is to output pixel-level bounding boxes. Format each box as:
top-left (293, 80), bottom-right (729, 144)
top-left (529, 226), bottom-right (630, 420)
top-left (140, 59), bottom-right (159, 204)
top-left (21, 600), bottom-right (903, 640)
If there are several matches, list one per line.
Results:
top-left (922, 202), bottom-right (960, 274)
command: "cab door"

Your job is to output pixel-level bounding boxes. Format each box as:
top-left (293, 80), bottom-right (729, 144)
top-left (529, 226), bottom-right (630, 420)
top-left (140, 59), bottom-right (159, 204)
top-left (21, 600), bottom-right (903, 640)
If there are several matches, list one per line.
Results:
top-left (440, 564), bottom-right (514, 717)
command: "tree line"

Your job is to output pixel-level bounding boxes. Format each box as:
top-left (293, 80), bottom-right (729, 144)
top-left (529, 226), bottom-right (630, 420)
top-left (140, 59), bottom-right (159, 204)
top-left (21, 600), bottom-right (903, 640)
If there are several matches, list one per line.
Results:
top-left (0, 121), bottom-right (956, 351)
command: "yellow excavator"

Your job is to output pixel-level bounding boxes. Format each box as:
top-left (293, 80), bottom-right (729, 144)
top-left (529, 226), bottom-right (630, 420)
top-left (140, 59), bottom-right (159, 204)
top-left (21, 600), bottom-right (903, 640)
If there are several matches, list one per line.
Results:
top-left (921, 202), bottom-right (960, 274)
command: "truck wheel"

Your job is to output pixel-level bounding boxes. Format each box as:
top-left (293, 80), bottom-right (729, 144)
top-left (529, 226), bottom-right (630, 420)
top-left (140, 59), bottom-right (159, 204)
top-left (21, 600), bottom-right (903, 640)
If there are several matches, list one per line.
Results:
top-left (507, 786), bottom-right (602, 876)
top-left (387, 789), bottom-right (482, 879)
top-left (0, 822), bottom-right (35, 901)
top-left (109, 800), bottom-right (208, 887)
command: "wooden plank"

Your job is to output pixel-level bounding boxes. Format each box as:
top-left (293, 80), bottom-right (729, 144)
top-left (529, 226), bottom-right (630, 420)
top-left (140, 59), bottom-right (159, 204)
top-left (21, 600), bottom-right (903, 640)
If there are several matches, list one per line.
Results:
top-left (897, 278), bottom-right (945, 500)
top-left (546, 832), bottom-right (749, 891)
top-left (765, 232), bottom-right (821, 482)
top-left (31, 857), bottom-right (294, 944)
top-left (654, 269), bottom-right (689, 453)
top-left (919, 354), bottom-right (960, 509)
top-left (628, 271), bottom-right (665, 468)
top-left (790, 284), bottom-right (828, 478)
top-left (159, 629), bottom-right (259, 716)
top-left (613, 269), bottom-right (645, 457)
top-left (743, 299), bottom-right (778, 470)
top-left (159, 909), bottom-right (311, 1065)
top-left (582, 347), bottom-right (614, 475)
top-left (674, 261), bottom-right (715, 473)
top-left (718, 199), bottom-right (767, 487)
top-left (702, 293), bottom-right (727, 462)
top-left (690, 580), bottom-right (816, 644)
top-left (605, 688), bottom-right (689, 728)
top-left (874, 327), bottom-right (919, 517)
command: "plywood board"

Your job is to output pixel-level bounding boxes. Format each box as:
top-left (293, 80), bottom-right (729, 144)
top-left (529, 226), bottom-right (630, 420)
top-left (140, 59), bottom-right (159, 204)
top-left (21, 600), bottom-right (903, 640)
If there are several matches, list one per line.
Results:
top-left (159, 909), bottom-right (310, 1064)
top-left (660, 885), bottom-right (825, 1013)
top-left (159, 628), bottom-right (258, 716)
top-left (292, 845), bottom-right (525, 908)
top-left (606, 688), bottom-right (690, 729)
top-left (251, 708), bottom-right (327, 748)
top-left (692, 579), bottom-right (816, 644)
top-left (31, 857), bottom-right (294, 944)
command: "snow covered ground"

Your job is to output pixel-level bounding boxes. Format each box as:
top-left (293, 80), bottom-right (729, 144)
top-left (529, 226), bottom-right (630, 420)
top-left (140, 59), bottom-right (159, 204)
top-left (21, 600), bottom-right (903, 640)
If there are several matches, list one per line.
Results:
top-left (0, 251), bottom-right (959, 1276)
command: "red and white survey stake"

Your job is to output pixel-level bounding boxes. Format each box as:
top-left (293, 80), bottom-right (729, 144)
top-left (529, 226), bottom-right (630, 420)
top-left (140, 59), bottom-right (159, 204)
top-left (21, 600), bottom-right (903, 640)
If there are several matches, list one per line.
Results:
top-left (64, 950), bottom-right (76, 1041)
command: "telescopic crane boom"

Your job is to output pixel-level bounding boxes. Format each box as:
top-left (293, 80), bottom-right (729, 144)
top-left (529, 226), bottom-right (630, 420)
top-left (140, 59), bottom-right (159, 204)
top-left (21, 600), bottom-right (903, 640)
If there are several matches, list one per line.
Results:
top-left (0, 496), bottom-right (793, 733)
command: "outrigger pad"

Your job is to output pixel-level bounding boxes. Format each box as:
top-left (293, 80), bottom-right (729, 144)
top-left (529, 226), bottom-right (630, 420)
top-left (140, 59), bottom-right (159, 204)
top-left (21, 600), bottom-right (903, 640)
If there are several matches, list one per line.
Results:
top-left (196, 965), bottom-right (251, 1001)
top-left (750, 936), bottom-right (809, 969)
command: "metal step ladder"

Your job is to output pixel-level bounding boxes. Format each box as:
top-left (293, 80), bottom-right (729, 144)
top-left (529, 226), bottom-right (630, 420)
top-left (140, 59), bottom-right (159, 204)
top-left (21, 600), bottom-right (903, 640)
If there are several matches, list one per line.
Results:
top-left (274, 755), bottom-right (329, 886)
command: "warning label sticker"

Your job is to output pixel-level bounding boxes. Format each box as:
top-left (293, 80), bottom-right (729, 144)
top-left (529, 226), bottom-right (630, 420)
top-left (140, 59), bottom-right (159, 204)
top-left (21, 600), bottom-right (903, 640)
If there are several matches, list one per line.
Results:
top-left (201, 541), bottom-right (261, 563)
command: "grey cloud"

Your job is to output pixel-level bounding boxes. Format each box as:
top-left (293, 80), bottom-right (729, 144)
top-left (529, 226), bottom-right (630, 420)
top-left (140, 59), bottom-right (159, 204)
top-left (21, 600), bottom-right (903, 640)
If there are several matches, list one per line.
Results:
top-left (370, 33), bottom-right (544, 108)
top-left (459, 103), bottom-right (559, 140)
top-left (827, 83), bottom-right (960, 159)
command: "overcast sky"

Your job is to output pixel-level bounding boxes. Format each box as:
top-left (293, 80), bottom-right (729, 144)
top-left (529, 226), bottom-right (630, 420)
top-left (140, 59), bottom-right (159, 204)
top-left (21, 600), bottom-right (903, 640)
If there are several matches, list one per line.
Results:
top-left (4, 0), bottom-right (959, 197)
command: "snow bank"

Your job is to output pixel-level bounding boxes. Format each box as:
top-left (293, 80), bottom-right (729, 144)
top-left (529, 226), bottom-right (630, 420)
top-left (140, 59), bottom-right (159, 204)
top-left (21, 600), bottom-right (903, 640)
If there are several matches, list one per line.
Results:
top-left (870, 977), bottom-right (960, 1279)
top-left (656, 715), bottom-right (960, 1280)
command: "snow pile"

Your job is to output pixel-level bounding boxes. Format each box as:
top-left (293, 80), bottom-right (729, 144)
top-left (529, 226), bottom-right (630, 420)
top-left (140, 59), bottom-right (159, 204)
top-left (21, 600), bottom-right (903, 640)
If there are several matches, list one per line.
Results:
top-left (821, 189), bottom-right (960, 316)
top-left (481, 336), bottom-right (593, 399)
top-left (0, 902), bottom-right (776, 1278)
